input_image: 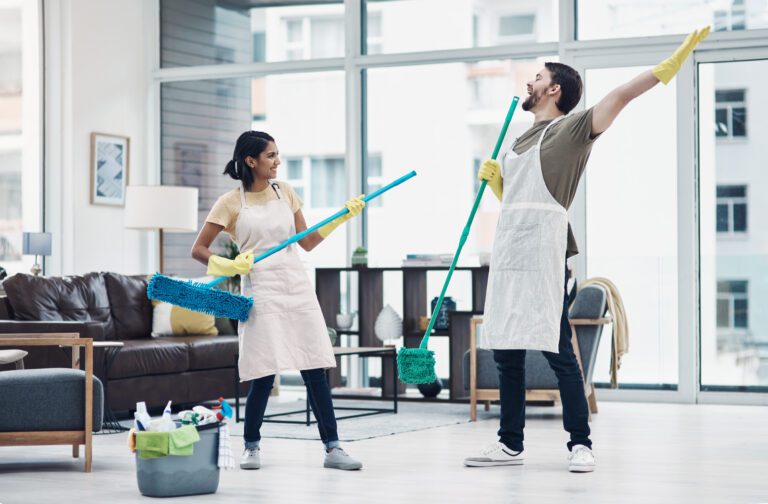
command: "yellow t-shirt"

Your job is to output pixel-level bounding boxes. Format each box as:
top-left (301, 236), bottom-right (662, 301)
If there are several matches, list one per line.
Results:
top-left (205, 181), bottom-right (303, 240)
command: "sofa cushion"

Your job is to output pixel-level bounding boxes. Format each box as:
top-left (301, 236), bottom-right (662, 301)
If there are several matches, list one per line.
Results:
top-left (0, 368), bottom-right (104, 432)
top-left (109, 339), bottom-right (190, 379)
top-left (104, 273), bottom-right (153, 340)
top-left (3, 273), bottom-right (114, 333)
top-left (175, 335), bottom-right (239, 371)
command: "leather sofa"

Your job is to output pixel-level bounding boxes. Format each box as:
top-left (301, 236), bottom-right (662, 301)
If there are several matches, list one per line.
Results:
top-left (0, 272), bottom-right (248, 412)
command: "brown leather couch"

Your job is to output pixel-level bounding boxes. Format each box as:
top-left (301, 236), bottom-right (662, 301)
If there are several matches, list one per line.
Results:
top-left (0, 272), bottom-right (248, 412)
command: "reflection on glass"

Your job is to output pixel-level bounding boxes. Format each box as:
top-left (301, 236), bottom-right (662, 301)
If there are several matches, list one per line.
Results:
top-left (364, 0), bottom-right (557, 55)
top-left (585, 66), bottom-right (679, 387)
top-left (578, 0), bottom-right (768, 40)
top-left (700, 60), bottom-right (768, 389)
top-left (161, 71), bottom-right (346, 276)
top-left (161, 0), bottom-right (344, 67)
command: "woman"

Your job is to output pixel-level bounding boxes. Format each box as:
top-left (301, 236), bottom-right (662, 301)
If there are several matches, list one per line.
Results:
top-left (191, 131), bottom-right (364, 471)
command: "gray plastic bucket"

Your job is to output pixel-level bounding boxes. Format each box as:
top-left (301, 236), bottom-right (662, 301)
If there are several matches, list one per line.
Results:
top-left (135, 422), bottom-right (220, 498)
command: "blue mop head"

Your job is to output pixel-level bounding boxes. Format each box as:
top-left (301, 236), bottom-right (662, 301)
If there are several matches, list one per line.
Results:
top-left (147, 273), bottom-right (253, 321)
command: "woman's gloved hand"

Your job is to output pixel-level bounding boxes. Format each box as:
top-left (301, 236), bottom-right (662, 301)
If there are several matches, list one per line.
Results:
top-left (652, 26), bottom-right (710, 85)
top-left (206, 250), bottom-right (254, 277)
top-left (477, 159), bottom-right (503, 201)
top-left (318, 195), bottom-right (366, 238)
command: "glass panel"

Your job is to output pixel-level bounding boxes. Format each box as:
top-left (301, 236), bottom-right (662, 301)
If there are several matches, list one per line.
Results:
top-left (716, 185), bottom-right (745, 198)
top-left (716, 90), bottom-right (745, 103)
top-left (585, 66), bottom-right (678, 386)
top-left (160, 0), bottom-right (344, 67)
top-left (716, 203), bottom-right (729, 232)
top-left (364, 0), bottom-right (558, 55)
top-left (578, 1), bottom-right (768, 40)
top-left (716, 298), bottom-right (729, 328)
top-left (161, 71), bottom-right (346, 276)
top-left (714, 108), bottom-right (728, 137)
top-left (0, 2), bottom-right (41, 276)
top-left (700, 60), bottom-right (768, 389)
top-left (733, 203), bottom-right (747, 232)
top-left (734, 298), bottom-right (748, 328)
top-left (365, 58), bottom-right (552, 381)
top-left (732, 107), bottom-right (747, 137)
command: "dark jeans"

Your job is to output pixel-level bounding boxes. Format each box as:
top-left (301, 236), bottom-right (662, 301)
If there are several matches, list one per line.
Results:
top-left (493, 268), bottom-right (591, 452)
top-left (243, 368), bottom-right (339, 448)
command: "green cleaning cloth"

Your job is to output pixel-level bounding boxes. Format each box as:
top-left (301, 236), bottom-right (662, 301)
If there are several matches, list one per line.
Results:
top-left (135, 431), bottom-right (169, 459)
top-left (169, 425), bottom-right (201, 456)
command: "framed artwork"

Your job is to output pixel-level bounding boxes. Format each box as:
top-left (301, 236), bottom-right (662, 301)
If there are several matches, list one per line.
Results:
top-left (90, 132), bottom-right (130, 206)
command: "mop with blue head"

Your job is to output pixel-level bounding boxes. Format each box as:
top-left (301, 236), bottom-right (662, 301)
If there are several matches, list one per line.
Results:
top-left (147, 171), bottom-right (418, 321)
top-left (397, 97), bottom-right (519, 385)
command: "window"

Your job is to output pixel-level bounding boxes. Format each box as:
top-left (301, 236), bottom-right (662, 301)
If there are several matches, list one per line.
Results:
top-left (715, 89), bottom-right (746, 138)
top-left (714, 0), bottom-right (747, 32)
top-left (716, 185), bottom-right (747, 234)
top-left (366, 14), bottom-right (382, 55)
top-left (310, 157), bottom-right (345, 208)
top-left (285, 16), bottom-right (344, 61)
top-left (0, 1), bottom-right (42, 275)
top-left (498, 14), bottom-right (535, 41)
top-left (285, 158), bottom-right (305, 201)
top-left (717, 281), bottom-right (748, 329)
top-left (577, 0), bottom-right (768, 40)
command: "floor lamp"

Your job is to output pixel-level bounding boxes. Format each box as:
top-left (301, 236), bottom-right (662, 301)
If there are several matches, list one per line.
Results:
top-left (124, 186), bottom-right (199, 273)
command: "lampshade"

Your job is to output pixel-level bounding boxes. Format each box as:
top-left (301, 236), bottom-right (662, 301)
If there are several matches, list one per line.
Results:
top-left (22, 232), bottom-right (52, 256)
top-left (124, 186), bottom-right (199, 232)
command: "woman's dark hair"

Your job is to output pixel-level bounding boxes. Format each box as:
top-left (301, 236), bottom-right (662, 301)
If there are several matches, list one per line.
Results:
top-left (223, 131), bottom-right (275, 190)
top-left (544, 62), bottom-right (582, 114)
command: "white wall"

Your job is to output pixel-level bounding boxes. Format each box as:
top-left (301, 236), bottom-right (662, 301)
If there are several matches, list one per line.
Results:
top-left (45, 0), bottom-right (153, 276)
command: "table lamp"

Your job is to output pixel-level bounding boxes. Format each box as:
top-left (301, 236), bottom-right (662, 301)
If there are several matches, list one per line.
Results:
top-left (124, 185), bottom-right (199, 273)
top-left (22, 232), bottom-right (52, 276)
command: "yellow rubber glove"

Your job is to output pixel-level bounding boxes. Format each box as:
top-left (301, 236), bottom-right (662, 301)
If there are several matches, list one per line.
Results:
top-left (318, 195), bottom-right (366, 239)
top-left (652, 26), bottom-right (710, 85)
top-left (206, 250), bottom-right (254, 277)
top-left (477, 159), bottom-right (503, 202)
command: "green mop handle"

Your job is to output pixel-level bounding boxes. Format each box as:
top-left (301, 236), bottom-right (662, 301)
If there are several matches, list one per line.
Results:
top-left (419, 96), bottom-right (519, 350)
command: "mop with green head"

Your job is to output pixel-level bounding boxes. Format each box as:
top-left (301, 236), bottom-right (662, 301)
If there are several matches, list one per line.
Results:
top-left (397, 97), bottom-right (519, 384)
top-left (147, 170), bottom-right (417, 321)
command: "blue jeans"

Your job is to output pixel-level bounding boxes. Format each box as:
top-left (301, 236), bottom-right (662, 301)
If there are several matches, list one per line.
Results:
top-left (243, 368), bottom-right (340, 450)
top-left (493, 268), bottom-right (592, 452)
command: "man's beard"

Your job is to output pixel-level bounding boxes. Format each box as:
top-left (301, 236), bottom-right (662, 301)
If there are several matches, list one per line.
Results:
top-left (521, 91), bottom-right (539, 111)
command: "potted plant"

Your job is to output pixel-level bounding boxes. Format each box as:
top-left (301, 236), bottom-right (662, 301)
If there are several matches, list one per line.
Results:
top-left (351, 246), bottom-right (368, 268)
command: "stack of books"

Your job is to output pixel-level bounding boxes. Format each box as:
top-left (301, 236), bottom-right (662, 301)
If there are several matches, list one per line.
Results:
top-left (402, 253), bottom-right (453, 267)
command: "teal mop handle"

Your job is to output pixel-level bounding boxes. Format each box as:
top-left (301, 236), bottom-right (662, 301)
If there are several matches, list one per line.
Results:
top-left (206, 170), bottom-right (417, 288)
top-left (420, 97), bottom-right (519, 349)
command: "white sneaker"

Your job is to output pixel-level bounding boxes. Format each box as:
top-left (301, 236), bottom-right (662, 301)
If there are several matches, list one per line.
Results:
top-left (240, 447), bottom-right (261, 470)
top-left (568, 445), bottom-right (595, 473)
top-left (324, 447), bottom-right (363, 471)
top-left (464, 442), bottom-right (524, 467)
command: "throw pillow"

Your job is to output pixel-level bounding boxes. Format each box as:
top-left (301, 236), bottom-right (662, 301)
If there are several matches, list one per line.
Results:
top-left (151, 300), bottom-right (218, 337)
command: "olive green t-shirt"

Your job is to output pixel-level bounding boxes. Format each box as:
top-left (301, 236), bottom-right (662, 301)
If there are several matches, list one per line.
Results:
top-left (205, 181), bottom-right (303, 241)
top-left (510, 107), bottom-right (601, 258)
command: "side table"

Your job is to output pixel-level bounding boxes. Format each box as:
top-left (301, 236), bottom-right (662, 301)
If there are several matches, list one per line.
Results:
top-left (94, 341), bottom-right (127, 434)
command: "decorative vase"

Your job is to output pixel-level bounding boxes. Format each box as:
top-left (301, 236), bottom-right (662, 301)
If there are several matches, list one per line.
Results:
top-left (351, 248), bottom-right (368, 268)
top-left (374, 305), bottom-right (402, 343)
top-left (336, 312), bottom-right (356, 330)
top-left (417, 377), bottom-right (443, 398)
top-left (430, 296), bottom-right (456, 331)
top-left (327, 327), bottom-right (338, 345)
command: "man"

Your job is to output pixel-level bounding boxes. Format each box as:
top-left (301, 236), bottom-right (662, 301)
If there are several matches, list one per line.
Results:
top-left (464, 27), bottom-right (710, 473)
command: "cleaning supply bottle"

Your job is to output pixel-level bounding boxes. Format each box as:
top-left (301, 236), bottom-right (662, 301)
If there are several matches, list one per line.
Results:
top-left (134, 401), bottom-right (151, 431)
top-left (158, 400), bottom-right (175, 432)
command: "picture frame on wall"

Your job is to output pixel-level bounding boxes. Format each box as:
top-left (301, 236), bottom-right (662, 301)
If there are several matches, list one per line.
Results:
top-left (90, 132), bottom-right (129, 206)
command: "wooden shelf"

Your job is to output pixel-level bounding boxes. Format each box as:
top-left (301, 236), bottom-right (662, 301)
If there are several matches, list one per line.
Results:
top-left (315, 266), bottom-right (489, 401)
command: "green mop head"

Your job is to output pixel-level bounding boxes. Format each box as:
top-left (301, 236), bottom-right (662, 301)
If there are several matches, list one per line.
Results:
top-left (147, 273), bottom-right (253, 321)
top-left (397, 347), bottom-right (437, 384)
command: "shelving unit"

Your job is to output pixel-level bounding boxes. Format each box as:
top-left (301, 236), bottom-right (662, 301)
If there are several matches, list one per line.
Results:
top-left (315, 266), bottom-right (489, 401)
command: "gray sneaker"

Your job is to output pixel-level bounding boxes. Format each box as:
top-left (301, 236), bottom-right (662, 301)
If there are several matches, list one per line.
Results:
top-left (324, 447), bottom-right (362, 470)
top-left (240, 447), bottom-right (261, 470)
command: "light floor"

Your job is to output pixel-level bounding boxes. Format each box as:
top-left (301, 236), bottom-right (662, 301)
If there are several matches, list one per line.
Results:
top-left (2, 400), bottom-right (767, 504)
